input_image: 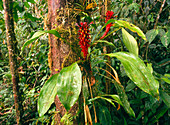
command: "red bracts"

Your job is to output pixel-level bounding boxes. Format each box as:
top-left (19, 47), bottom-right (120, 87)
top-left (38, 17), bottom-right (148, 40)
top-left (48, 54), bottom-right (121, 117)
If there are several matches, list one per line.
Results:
top-left (100, 11), bottom-right (116, 39)
top-left (77, 22), bottom-right (91, 58)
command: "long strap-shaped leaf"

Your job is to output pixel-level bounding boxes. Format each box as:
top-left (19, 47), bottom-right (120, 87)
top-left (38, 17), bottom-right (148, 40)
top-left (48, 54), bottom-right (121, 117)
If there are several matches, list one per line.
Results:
top-left (105, 63), bottom-right (136, 118)
top-left (106, 52), bottom-right (159, 100)
top-left (96, 66), bottom-right (135, 117)
top-left (21, 29), bottom-right (66, 52)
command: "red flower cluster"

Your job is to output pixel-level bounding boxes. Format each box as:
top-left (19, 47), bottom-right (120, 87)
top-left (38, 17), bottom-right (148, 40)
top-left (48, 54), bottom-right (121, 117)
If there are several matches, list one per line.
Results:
top-left (78, 22), bottom-right (91, 58)
top-left (100, 11), bottom-right (116, 39)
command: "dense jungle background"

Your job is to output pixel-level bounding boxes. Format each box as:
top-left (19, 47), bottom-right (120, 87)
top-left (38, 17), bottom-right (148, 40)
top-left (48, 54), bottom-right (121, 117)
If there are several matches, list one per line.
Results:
top-left (0, 0), bottom-right (169, 125)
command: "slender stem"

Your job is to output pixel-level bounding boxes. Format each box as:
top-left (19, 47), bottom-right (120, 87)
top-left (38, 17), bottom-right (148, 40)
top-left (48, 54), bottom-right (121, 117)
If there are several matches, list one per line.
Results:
top-left (84, 98), bottom-right (87, 125)
top-left (87, 77), bottom-right (97, 123)
top-left (154, 0), bottom-right (166, 29)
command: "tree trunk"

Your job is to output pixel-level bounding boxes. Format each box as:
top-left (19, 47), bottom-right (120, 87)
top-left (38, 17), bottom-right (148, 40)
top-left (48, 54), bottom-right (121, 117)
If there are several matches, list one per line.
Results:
top-left (3, 0), bottom-right (23, 124)
top-left (47, 0), bottom-right (80, 124)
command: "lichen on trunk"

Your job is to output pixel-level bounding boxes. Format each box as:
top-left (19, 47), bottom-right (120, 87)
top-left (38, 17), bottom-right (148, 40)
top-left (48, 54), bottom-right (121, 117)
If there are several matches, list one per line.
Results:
top-left (47, 0), bottom-right (80, 124)
top-left (3, 0), bottom-right (23, 124)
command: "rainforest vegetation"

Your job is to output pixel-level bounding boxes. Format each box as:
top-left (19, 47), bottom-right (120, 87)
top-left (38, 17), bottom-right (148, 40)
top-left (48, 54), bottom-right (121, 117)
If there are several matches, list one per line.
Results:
top-left (0, 0), bottom-right (169, 125)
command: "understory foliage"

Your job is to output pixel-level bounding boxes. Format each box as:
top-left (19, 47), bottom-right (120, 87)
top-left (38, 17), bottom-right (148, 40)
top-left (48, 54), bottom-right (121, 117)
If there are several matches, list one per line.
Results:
top-left (0, 0), bottom-right (170, 125)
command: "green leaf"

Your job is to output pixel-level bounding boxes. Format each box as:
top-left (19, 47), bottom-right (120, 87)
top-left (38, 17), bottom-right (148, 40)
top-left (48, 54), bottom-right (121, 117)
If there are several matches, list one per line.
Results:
top-left (160, 30), bottom-right (170, 48)
top-left (106, 52), bottom-right (159, 100)
top-left (106, 95), bottom-right (123, 106)
top-left (38, 73), bottom-right (59, 117)
top-left (27, 0), bottom-right (35, 3)
top-left (21, 30), bottom-right (63, 52)
top-left (57, 63), bottom-right (82, 111)
top-left (98, 106), bottom-right (111, 125)
top-left (97, 19), bottom-right (146, 41)
top-left (24, 12), bottom-right (39, 21)
top-left (127, 0), bottom-right (133, 4)
top-left (90, 73), bottom-right (135, 117)
top-left (150, 105), bottom-right (168, 124)
top-left (0, 0), bottom-right (3, 10)
top-left (92, 40), bottom-right (116, 48)
top-left (38, 63), bottom-right (82, 116)
top-left (24, 2), bottom-right (30, 8)
top-left (113, 81), bottom-right (136, 118)
top-left (114, 20), bottom-right (147, 41)
top-left (147, 63), bottom-right (153, 74)
top-left (160, 90), bottom-right (170, 108)
top-left (158, 29), bottom-right (166, 37)
top-left (125, 82), bottom-right (136, 92)
top-left (13, 9), bottom-right (18, 22)
top-left (22, 31), bottom-right (46, 52)
top-left (89, 96), bottom-right (116, 107)
top-left (90, 95), bottom-right (123, 109)
top-left (146, 29), bottom-right (158, 44)
top-left (46, 30), bottom-right (62, 39)
top-left (122, 28), bottom-right (139, 56)
top-left (161, 74), bottom-right (170, 84)
top-left (128, 3), bottom-right (140, 13)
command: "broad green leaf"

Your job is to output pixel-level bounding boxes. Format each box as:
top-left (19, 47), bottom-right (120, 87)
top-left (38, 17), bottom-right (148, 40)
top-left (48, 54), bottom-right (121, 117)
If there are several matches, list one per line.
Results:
top-left (21, 30), bottom-right (64, 52)
top-left (160, 90), bottom-right (170, 108)
top-left (53, 63), bottom-right (82, 111)
top-left (115, 20), bottom-right (147, 41)
top-left (161, 30), bottom-right (170, 48)
top-left (122, 28), bottom-right (139, 56)
top-left (106, 52), bottom-right (159, 100)
top-left (38, 63), bottom-right (82, 116)
top-left (38, 73), bottom-right (58, 117)
top-left (146, 29), bottom-right (158, 43)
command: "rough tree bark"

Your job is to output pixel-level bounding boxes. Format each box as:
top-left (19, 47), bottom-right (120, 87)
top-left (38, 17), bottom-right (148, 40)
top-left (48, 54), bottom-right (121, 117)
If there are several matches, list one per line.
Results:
top-left (3, 0), bottom-right (23, 124)
top-left (47, 0), bottom-right (80, 124)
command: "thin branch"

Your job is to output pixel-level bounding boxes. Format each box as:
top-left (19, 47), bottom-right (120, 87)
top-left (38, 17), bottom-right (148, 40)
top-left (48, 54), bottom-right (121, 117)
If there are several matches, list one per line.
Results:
top-left (154, 0), bottom-right (166, 29)
top-left (87, 77), bottom-right (97, 123)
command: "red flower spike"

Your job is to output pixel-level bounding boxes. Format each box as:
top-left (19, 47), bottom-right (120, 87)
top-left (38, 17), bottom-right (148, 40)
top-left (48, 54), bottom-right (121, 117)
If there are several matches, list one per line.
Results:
top-left (78, 22), bottom-right (91, 58)
top-left (100, 11), bottom-right (116, 39)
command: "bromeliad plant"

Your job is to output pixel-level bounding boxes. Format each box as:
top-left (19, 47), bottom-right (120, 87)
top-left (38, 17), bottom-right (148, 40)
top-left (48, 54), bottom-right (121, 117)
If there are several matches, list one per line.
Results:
top-left (77, 22), bottom-right (91, 59)
top-left (22, 9), bottom-right (169, 124)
